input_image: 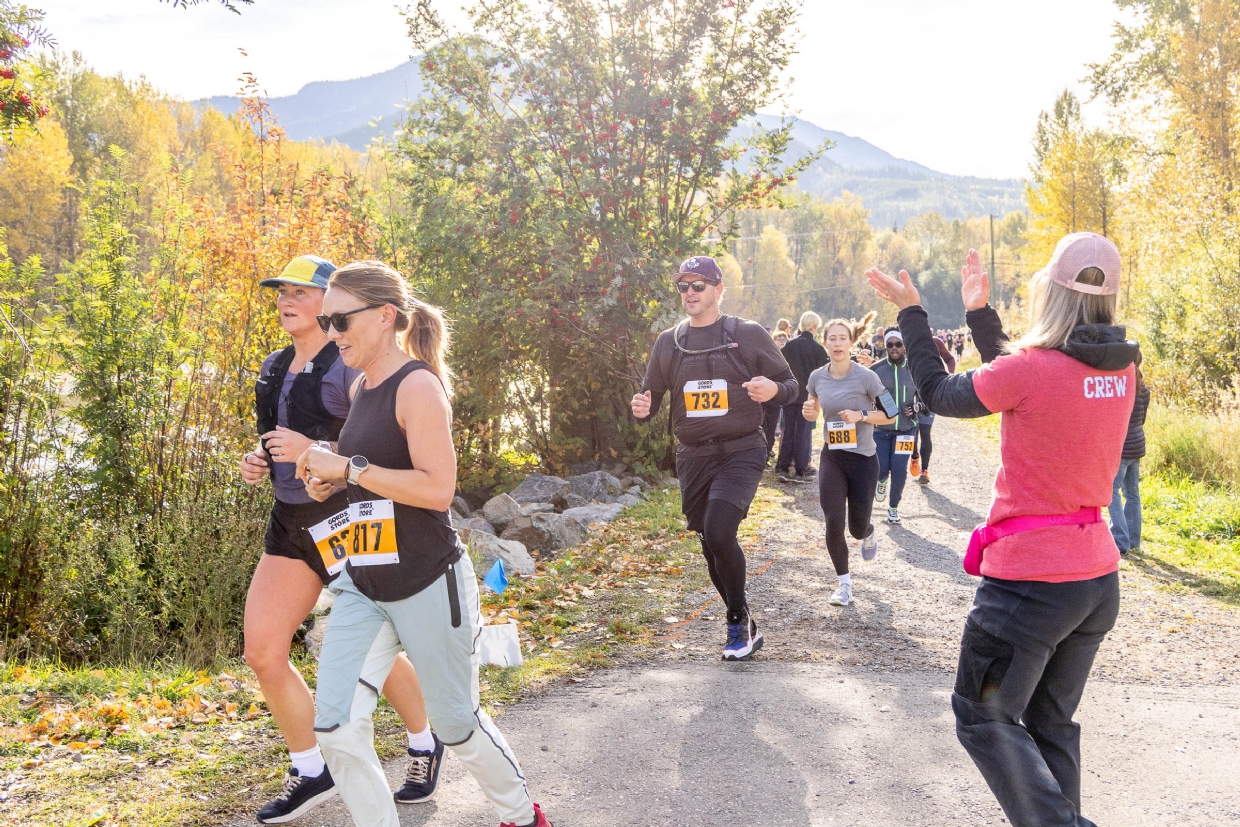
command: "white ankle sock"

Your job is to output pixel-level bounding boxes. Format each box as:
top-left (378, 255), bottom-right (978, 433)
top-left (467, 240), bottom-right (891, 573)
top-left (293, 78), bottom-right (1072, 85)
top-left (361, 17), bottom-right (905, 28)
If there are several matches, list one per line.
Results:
top-left (407, 724), bottom-right (435, 752)
top-left (289, 745), bottom-right (326, 778)
top-left (838, 573), bottom-right (852, 587)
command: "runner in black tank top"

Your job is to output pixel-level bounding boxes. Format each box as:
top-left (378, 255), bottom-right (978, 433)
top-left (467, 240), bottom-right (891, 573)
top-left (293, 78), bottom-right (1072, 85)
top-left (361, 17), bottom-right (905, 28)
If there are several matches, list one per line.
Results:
top-left (294, 260), bottom-right (551, 827)
top-left (238, 256), bottom-right (437, 823)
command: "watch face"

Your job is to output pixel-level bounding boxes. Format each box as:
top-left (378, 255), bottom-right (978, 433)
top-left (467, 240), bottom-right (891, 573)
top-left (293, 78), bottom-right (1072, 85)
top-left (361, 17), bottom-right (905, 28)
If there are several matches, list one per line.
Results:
top-left (352, 456), bottom-right (369, 470)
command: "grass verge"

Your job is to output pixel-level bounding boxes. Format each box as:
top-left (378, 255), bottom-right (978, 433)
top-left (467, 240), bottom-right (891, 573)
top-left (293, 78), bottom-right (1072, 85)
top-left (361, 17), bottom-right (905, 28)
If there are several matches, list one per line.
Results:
top-left (0, 486), bottom-right (720, 827)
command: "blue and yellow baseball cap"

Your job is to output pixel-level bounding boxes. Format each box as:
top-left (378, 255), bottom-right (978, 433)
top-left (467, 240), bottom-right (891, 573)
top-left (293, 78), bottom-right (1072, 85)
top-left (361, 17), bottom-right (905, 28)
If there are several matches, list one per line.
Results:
top-left (259, 255), bottom-right (337, 289)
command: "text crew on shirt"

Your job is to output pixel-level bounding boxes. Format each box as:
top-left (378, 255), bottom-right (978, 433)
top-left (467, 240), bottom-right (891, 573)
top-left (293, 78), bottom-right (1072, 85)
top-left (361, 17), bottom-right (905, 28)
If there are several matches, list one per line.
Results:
top-left (1083, 375), bottom-right (1128, 399)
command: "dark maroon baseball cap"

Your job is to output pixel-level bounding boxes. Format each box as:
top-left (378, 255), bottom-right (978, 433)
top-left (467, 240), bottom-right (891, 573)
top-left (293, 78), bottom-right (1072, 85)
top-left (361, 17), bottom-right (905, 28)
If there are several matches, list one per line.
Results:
top-left (675, 256), bottom-right (724, 284)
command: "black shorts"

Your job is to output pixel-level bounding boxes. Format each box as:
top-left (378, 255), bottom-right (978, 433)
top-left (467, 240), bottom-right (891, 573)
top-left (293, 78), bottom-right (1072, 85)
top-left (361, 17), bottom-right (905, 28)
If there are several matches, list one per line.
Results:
top-left (675, 446), bottom-right (767, 533)
top-left (263, 493), bottom-right (351, 586)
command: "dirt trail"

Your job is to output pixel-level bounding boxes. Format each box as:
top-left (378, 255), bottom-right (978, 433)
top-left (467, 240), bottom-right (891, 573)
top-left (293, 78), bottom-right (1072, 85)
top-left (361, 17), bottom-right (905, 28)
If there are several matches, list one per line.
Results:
top-left (265, 417), bottom-right (1240, 827)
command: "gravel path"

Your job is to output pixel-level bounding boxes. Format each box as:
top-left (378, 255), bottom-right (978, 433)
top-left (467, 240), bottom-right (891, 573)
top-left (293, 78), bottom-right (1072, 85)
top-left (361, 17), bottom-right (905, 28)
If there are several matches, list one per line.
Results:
top-left (260, 417), bottom-right (1240, 826)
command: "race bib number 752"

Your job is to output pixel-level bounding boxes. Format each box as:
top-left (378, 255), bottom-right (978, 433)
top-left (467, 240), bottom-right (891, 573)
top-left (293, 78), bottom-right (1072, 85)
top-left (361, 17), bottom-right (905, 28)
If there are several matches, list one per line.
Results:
top-left (683, 379), bottom-right (729, 418)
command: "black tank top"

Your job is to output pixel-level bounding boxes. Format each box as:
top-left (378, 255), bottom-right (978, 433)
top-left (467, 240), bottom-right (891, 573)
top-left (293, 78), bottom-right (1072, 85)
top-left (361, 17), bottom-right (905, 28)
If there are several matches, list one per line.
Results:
top-left (336, 359), bottom-right (463, 602)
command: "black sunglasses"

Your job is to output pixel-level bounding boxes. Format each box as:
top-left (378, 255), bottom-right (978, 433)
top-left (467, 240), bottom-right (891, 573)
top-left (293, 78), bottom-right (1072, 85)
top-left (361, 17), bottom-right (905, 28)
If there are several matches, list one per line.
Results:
top-left (316, 304), bottom-right (384, 333)
top-left (886, 341), bottom-right (904, 348)
top-left (675, 281), bottom-right (712, 294)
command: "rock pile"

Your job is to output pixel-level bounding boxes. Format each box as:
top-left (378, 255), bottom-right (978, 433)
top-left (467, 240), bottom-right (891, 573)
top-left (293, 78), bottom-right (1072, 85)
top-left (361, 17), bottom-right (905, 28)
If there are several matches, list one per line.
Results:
top-left (452, 467), bottom-right (658, 581)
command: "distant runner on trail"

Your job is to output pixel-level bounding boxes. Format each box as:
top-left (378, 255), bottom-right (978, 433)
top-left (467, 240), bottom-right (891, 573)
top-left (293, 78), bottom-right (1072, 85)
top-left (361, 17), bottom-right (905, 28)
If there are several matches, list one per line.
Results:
top-left (238, 255), bottom-right (439, 824)
top-left (800, 311), bottom-right (893, 607)
top-left (871, 327), bottom-right (921, 524)
top-left (867, 234), bottom-right (1137, 827)
top-left (631, 256), bottom-right (797, 661)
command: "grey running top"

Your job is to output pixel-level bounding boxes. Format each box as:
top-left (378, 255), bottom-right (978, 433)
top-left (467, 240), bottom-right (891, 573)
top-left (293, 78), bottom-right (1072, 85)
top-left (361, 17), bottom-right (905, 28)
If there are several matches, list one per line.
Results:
top-left (803, 361), bottom-right (886, 456)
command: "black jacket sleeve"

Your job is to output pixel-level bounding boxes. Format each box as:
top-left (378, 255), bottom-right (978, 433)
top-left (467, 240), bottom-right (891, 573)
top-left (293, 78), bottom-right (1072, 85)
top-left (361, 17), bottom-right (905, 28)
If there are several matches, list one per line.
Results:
top-left (897, 306), bottom-right (994, 419)
top-left (636, 334), bottom-right (670, 423)
top-left (966, 305), bottom-right (1009, 364)
top-left (742, 321), bottom-right (798, 407)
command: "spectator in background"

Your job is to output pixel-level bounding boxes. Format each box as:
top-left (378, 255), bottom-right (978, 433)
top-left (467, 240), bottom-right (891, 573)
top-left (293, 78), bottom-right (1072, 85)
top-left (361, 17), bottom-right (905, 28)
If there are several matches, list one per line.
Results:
top-left (763, 329), bottom-right (792, 462)
top-left (1110, 351), bottom-right (1149, 555)
top-left (776, 311), bottom-right (828, 483)
top-left (775, 318), bottom-right (793, 338)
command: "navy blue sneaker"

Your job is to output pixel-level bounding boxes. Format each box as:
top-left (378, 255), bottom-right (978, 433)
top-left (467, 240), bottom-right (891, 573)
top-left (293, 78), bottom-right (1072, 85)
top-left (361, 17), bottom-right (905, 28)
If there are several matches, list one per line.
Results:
top-left (256, 766), bottom-right (337, 824)
top-left (394, 732), bottom-right (445, 803)
top-left (722, 616), bottom-right (764, 661)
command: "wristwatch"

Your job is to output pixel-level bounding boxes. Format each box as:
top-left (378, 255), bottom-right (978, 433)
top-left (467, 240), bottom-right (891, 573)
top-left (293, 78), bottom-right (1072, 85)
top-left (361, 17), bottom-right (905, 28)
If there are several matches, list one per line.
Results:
top-left (347, 455), bottom-right (369, 486)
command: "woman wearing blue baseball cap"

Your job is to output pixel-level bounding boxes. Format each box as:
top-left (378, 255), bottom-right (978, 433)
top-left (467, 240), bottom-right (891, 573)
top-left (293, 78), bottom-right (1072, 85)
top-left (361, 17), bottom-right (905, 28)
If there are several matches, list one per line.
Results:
top-left (239, 255), bottom-right (440, 823)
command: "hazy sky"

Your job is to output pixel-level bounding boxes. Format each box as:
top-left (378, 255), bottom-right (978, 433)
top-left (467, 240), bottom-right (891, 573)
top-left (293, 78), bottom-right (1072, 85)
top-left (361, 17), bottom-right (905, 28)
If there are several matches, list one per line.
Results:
top-left (35, 0), bottom-right (1124, 179)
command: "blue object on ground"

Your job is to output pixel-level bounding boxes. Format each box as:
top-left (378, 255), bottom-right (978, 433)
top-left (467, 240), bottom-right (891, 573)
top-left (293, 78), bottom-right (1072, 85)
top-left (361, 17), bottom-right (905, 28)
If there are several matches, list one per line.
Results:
top-left (483, 558), bottom-right (508, 594)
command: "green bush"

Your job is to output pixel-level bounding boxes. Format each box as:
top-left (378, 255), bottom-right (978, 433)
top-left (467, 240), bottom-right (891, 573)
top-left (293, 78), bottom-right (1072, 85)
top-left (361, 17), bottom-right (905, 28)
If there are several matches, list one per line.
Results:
top-left (1143, 402), bottom-right (1240, 489)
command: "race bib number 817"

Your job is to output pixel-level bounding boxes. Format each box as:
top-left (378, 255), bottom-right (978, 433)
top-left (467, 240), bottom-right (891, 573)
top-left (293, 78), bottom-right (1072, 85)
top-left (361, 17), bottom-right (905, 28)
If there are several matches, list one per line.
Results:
top-left (683, 379), bottom-right (729, 418)
top-left (348, 499), bottom-right (399, 567)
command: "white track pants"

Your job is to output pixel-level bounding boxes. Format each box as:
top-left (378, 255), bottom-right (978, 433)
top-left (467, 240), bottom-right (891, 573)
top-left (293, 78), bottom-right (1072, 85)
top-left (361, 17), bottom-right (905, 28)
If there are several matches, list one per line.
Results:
top-left (314, 557), bottom-right (535, 827)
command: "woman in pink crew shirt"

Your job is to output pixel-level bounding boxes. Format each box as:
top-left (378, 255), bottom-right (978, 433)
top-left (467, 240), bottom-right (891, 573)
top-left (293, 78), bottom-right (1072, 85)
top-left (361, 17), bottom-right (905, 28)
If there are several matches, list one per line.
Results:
top-left (866, 232), bottom-right (1138, 827)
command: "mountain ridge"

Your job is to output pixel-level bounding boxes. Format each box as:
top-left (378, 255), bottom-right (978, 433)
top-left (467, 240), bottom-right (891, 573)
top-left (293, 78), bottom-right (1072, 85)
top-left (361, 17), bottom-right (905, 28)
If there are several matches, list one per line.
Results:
top-left (200, 60), bottom-right (1025, 227)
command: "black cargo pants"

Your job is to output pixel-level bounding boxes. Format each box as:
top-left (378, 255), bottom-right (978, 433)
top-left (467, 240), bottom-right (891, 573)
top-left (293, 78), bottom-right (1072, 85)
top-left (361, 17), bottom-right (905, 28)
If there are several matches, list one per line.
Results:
top-left (953, 571), bottom-right (1120, 827)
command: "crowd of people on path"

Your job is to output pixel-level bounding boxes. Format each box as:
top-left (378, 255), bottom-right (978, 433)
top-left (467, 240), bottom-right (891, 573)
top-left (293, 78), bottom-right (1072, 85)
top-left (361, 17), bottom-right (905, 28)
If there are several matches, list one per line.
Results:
top-left (236, 228), bottom-right (1150, 827)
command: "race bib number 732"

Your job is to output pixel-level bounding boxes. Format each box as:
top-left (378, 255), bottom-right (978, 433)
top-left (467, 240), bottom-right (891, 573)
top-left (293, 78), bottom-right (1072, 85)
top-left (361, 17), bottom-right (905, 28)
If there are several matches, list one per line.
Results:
top-left (683, 379), bottom-right (729, 418)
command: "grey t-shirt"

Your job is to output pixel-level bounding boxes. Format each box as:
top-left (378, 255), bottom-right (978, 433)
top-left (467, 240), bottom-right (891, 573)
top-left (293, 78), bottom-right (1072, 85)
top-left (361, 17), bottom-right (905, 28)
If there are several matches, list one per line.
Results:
top-left (261, 350), bottom-right (361, 504)
top-left (804, 361), bottom-right (886, 456)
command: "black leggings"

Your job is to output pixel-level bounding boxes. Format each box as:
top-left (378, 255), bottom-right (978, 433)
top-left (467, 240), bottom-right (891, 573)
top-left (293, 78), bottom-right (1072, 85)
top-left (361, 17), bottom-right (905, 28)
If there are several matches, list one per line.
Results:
top-left (917, 419), bottom-right (934, 471)
top-left (817, 448), bottom-right (879, 576)
top-left (697, 500), bottom-right (748, 624)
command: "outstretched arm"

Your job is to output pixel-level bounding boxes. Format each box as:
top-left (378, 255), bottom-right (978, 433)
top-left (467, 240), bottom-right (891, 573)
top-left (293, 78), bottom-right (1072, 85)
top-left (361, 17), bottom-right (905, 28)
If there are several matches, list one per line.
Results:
top-left (960, 249), bottom-right (1008, 364)
top-left (865, 266), bottom-right (994, 419)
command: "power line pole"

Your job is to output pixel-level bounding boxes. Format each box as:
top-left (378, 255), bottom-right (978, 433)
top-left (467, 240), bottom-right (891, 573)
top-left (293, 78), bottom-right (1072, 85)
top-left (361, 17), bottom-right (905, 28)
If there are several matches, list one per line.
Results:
top-left (989, 214), bottom-right (997, 306)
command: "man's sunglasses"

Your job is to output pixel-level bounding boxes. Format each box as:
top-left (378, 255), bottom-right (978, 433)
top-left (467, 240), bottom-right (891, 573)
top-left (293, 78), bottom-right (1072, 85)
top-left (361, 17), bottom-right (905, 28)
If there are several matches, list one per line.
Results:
top-left (316, 304), bottom-right (384, 333)
top-left (675, 281), bottom-right (712, 294)
top-left (885, 341), bottom-right (904, 348)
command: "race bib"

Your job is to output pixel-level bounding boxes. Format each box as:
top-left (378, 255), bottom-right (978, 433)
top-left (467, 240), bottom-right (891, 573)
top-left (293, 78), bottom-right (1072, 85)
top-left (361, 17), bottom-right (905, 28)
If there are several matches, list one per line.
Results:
top-left (347, 499), bottom-right (400, 567)
top-left (683, 379), bottom-right (729, 418)
top-left (895, 435), bottom-right (916, 455)
top-left (825, 420), bottom-right (857, 450)
top-left (308, 507), bottom-right (355, 577)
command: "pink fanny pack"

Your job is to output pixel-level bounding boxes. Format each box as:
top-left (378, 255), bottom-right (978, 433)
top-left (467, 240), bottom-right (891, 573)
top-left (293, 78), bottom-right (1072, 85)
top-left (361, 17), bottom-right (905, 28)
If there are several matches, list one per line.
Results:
top-left (963, 507), bottom-right (1102, 576)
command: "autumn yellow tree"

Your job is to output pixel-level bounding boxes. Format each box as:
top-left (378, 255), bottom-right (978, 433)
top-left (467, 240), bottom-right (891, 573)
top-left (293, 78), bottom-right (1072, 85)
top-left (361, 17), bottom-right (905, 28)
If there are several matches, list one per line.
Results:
top-left (1025, 91), bottom-right (1119, 265)
top-left (0, 120), bottom-right (72, 261)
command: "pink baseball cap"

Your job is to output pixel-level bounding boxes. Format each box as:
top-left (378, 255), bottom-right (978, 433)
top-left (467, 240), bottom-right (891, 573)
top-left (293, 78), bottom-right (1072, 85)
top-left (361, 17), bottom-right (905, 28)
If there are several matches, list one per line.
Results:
top-left (1041, 232), bottom-right (1122, 296)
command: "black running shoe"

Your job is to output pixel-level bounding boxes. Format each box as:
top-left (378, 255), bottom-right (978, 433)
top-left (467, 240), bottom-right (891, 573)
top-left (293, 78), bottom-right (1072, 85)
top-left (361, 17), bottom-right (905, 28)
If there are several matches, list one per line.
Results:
top-left (256, 767), bottom-right (337, 824)
top-left (394, 732), bottom-right (445, 803)
top-left (797, 466), bottom-right (817, 480)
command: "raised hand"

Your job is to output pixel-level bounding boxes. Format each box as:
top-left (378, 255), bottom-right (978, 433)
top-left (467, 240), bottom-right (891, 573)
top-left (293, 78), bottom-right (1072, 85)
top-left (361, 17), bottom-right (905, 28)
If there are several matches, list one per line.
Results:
top-left (865, 268), bottom-right (921, 310)
top-left (961, 248), bottom-right (990, 311)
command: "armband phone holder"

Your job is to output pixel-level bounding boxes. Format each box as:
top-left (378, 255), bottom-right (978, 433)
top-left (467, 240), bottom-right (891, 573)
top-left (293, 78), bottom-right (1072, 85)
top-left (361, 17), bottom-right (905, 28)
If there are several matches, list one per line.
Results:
top-left (876, 390), bottom-right (900, 419)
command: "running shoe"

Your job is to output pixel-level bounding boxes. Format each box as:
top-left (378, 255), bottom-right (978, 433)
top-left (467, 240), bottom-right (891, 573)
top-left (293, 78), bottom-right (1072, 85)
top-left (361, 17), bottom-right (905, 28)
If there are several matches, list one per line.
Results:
top-left (394, 732), bottom-right (444, 804)
top-left (797, 466), bottom-right (817, 480)
top-left (875, 478), bottom-right (888, 501)
top-left (860, 528), bottom-right (878, 561)
top-left (501, 803), bottom-right (552, 827)
top-left (256, 767), bottom-right (338, 824)
top-left (828, 582), bottom-right (852, 606)
top-left (778, 472), bottom-right (803, 484)
top-left (887, 507), bottom-right (901, 524)
top-left (722, 616), bottom-right (764, 661)
top-left (918, 471), bottom-right (930, 485)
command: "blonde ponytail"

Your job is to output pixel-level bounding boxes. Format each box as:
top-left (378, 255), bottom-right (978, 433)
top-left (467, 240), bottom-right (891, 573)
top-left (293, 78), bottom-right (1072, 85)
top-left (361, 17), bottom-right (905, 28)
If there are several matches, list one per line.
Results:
top-left (400, 300), bottom-right (453, 396)
top-left (328, 260), bottom-right (454, 395)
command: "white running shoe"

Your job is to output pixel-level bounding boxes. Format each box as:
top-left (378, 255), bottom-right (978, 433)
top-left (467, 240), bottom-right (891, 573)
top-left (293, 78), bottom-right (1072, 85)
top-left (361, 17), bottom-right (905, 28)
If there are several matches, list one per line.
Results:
top-left (875, 478), bottom-right (888, 502)
top-left (828, 582), bottom-right (852, 606)
top-left (886, 507), bottom-right (900, 524)
top-left (860, 528), bottom-right (878, 561)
